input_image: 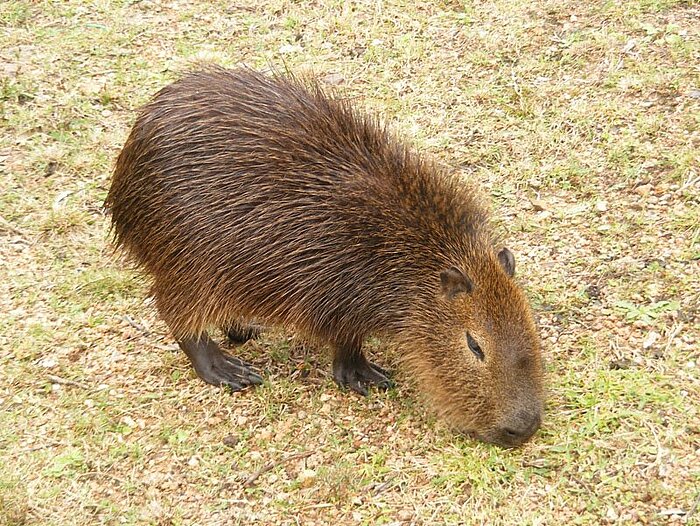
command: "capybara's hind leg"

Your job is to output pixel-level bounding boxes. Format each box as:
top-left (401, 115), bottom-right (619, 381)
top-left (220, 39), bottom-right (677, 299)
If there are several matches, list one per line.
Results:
top-left (225, 322), bottom-right (263, 345)
top-left (332, 343), bottom-right (394, 396)
top-left (178, 332), bottom-right (263, 391)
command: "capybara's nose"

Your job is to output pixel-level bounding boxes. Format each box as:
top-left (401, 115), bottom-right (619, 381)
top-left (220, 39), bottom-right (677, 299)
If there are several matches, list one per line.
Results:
top-left (496, 410), bottom-right (542, 447)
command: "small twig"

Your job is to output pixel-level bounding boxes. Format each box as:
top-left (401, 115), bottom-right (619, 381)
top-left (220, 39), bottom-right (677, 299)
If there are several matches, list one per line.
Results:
top-left (46, 374), bottom-right (89, 390)
top-left (243, 451), bottom-right (313, 488)
top-left (0, 214), bottom-right (26, 237)
top-left (371, 474), bottom-right (397, 496)
top-left (679, 172), bottom-right (699, 191)
top-left (643, 421), bottom-right (664, 474)
top-left (76, 471), bottom-right (129, 485)
top-left (663, 323), bottom-right (682, 355)
top-left (123, 315), bottom-right (151, 336)
top-left (13, 442), bottom-right (63, 455)
top-left (687, 492), bottom-right (700, 519)
top-left (570, 476), bottom-right (595, 495)
top-left (301, 503), bottom-right (334, 510)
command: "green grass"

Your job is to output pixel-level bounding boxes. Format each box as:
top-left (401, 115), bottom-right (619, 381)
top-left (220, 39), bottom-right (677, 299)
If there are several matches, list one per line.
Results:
top-left (1, 0), bottom-right (699, 524)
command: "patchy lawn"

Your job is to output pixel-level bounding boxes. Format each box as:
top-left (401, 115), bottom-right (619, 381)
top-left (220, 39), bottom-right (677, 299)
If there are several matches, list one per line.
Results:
top-left (1, 0), bottom-right (698, 524)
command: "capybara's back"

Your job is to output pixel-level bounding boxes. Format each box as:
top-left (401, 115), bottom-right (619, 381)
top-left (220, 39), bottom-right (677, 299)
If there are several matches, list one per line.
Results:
top-left (106, 66), bottom-right (544, 447)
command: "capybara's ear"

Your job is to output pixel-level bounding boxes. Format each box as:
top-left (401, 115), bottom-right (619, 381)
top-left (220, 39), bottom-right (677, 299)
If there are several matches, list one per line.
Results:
top-left (440, 267), bottom-right (472, 299)
top-left (498, 248), bottom-right (515, 277)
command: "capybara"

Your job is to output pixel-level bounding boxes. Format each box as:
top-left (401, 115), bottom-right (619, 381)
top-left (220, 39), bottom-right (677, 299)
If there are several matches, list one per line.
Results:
top-left (105, 66), bottom-right (544, 447)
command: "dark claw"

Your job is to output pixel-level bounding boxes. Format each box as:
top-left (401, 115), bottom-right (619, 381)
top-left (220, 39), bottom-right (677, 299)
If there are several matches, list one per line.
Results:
top-left (221, 380), bottom-right (246, 391)
top-left (332, 355), bottom-right (394, 396)
top-left (348, 381), bottom-right (369, 397)
top-left (221, 354), bottom-right (264, 385)
top-left (369, 362), bottom-right (392, 380)
top-left (377, 379), bottom-right (395, 390)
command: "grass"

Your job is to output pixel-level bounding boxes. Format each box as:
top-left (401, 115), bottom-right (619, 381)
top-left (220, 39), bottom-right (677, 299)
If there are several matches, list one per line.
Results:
top-left (1, 0), bottom-right (698, 524)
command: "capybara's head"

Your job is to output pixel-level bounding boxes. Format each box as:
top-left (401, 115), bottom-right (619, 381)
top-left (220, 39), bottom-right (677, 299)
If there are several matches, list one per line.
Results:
top-left (406, 247), bottom-right (544, 448)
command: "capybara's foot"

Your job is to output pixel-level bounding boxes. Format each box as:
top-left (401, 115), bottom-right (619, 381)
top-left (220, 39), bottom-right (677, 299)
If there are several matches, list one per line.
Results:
top-left (332, 354), bottom-right (394, 396)
top-left (178, 334), bottom-right (263, 391)
top-left (201, 352), bottom-right (264, 391)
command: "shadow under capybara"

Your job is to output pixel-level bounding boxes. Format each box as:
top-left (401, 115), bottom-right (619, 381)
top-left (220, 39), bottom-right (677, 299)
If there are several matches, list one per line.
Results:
top-left (105, 66), bottom-right (544, 448)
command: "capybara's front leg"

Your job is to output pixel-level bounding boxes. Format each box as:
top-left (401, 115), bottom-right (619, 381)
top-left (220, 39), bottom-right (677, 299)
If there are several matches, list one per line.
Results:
top-left (332, 343), bottom-right (394, 396)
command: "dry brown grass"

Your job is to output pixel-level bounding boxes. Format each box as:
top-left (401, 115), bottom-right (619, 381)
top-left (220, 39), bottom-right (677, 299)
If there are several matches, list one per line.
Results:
top-left (1, 0), bottom-right (698, 524)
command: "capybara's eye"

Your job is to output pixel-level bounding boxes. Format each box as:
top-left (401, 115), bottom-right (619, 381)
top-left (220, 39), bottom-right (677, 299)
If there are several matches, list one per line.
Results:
top-left (466, 332), bottom-right (484, 361)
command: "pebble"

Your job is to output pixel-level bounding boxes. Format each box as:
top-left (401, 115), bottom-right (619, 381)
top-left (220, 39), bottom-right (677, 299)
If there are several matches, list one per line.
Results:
top-left (279, 44), bottom-right (302, 54)
top-left (398, 510), bottom-right (413, 521)
top-left (38, 357), bottom-right (57, 369)
top-left (222, 434), bottom-right (239, 448)
top-left (643, 331), bottom-right (660, 349)
top-left (635, 184), bottom-right (652, 196)
top-left (322, 73), bottom-right (345, 86)
top-left (258, 427), bottom-right (272, 440)
top-left (530, 199), bottom-right (547, 211)
top-left (297, 469), bottom-right (317, 488)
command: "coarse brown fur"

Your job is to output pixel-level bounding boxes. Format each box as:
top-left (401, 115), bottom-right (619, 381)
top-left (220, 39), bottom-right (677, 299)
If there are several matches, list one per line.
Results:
top-left (105, 66), bottom-right (544, 447)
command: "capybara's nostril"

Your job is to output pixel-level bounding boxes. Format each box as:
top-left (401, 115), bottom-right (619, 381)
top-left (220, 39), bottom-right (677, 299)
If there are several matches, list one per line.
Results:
top-left (497, 411), bottom-right (542, 447)
top-left (503, 427), bottom-right (523, 439)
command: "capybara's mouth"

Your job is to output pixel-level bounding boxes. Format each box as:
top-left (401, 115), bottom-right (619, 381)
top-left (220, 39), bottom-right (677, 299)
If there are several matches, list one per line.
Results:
top-left (465, 429), bottom-right (534, 449)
